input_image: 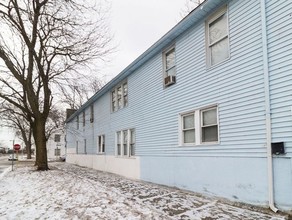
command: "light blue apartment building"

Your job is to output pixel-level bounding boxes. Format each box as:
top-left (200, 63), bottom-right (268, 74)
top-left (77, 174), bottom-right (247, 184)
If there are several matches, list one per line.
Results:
top-left (65, 0), bottom-right (292, 211)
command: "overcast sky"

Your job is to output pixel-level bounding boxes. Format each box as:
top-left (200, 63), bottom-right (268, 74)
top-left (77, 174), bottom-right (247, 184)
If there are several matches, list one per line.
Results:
top-left (101, 0), bottom-right (197, 81)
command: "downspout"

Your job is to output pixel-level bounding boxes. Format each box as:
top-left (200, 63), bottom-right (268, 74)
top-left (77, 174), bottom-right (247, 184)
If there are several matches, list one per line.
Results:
top-left (260, 0), bottom-right (278, 213)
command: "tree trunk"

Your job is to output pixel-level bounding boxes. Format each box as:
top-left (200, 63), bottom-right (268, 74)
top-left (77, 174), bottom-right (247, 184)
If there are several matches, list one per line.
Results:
top-left (26, 129), bottom-right (32, 159)
top-left (26, 142), bottom-right (32, 159)
top-left (21, 127), bottom-right (32, 159)
top-left (33, 119), bottom-right (49, 170)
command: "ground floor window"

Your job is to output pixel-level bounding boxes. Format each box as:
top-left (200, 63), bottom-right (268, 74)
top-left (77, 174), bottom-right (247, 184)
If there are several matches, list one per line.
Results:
top-left (97, 135), bottom-right (105, 153)
top-left (180, 106), bottom-right (218, 145)
top-left (54, 148), bottom-right (61, 156)
top-left (116, 128), bottom-right (135, 157)
top-left (84, 139), bottom-right (87, 154)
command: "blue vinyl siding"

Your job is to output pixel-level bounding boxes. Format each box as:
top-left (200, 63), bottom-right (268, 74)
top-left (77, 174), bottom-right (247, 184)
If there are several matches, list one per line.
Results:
top-left (267, 0), bottom-right (292, 154)
top-left (67, 0), bottom-right (268, 165)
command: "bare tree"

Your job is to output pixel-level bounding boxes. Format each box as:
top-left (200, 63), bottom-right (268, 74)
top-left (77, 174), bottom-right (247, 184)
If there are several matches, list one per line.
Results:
top-left (58, 75), bottom-right (105, 109)
top-left (0, 0), bottom-right (113, 170)
top-left (15, 123), bottom-right (33, 159)
top-left (180, 0), bottom-right (205, 18)
top-left (0, 102), bottom-right (33, 158)
top-left (45, 107), bottom-right (65, 141)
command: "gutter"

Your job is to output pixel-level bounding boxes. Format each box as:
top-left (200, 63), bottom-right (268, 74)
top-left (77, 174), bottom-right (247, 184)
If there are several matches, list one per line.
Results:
top-left (260, 0), bottom-right (278, 213)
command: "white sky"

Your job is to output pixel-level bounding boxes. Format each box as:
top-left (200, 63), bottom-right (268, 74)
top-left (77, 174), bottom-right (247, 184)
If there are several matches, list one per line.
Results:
top-left (101, 0), bottom-right (196, 81)
top-left (0, 127), bottom-right (16, 148)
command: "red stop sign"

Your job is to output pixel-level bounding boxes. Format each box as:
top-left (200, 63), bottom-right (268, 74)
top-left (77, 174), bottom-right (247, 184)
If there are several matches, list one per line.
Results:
top-left (14, 144), bottom-right (21, 151)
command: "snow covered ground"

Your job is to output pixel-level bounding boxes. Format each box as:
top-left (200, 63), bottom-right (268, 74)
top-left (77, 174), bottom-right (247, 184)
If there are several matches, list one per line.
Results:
top-left (0, 162), bottom-right (289, 220)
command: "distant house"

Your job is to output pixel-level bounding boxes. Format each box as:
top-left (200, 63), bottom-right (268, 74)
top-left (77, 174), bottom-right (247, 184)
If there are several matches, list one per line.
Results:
top-left (46, 131), bottom-right (66, 160)
top-left (65, 0), bottom-right (292, 211)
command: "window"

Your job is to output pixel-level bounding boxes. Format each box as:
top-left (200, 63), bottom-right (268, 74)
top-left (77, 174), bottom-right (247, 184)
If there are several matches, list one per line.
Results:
top-left (117, 131), bottom-right (121, 156)
top-left (117, 86), bottom-right (122, 109)
top-left (130, 129), bottom-right (135, 156)
top-left (165, 47), bottom-right (176, 76)
top-left (163, 46), bottom-right (176, 87)
top-left (98, 135), bottom-right (105, 153)
top-left (206, 6), bottom-right (229, 67)
top-left (90, 105), bottom-right (94, 123)
top-left (180, 106), bottom-right (218, 145)
top-left (82, 111), bottom-right (85, 127)
top-left (201, 108), bottom-right (218, 142)
top-left (123, 130), bottom-right (128, 156)
top-left (112, 81), bottom-right (128, 112)
top-left (84, 139), bottom-right (87, 154)
top-left (77, 116), bottom-right (79, 129)
top-left (54, 148), bottom-right (61, 156)
top-left (182, 114), bottom-right (195, 144)
top-left (123, 83), bottom-right (128, 107)
top-left (116, 128), bottom-right (136, 157)
top-left (54, 134), bottom-right (61, 142)
top-left (112, 90), bottom-right (117, 112)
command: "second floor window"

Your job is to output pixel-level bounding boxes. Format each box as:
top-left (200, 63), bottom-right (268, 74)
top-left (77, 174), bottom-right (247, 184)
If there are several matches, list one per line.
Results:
top-left (165, 47), bottom-right (176, 77)
top-left (163, 46), bottom-right (176, 87)
top-left (82, 111), bottom-right (85, 127)
top-left (111, 81), bottom-right (128, 112)
top-left (206, 6), bottom-right (229, 67)
top-left (90, 105), bottom-right (94, 123)
top-left (123, 82), bottom-right (128, 106)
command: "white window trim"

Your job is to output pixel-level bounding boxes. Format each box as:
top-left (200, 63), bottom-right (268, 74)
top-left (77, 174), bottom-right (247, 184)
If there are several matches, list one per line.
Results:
top-left (162, 45), bottom-right (177, 88)
top-left (205, 5), bottom-right (230, 68)
top-left (201, 107), bottom-right (219, 144)
top-left (111, 81), bottom-right (128, 112)
top-left (181, 113), bottom-right (196, 146)
top-left (115, 131), bottom-right (121, 156)
top-left (163, 46), bottom-right (176, 77)
top-left (179, 105), bottom-right (219, 146)
top-left (97, 134), bottom-right (105, 154)
top-left (115, 128), bottom-right (135, 158)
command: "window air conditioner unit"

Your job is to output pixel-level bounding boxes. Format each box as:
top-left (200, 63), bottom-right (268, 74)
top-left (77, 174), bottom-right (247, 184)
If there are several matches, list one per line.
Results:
top-left (164, 75), bottom-right (176, 86)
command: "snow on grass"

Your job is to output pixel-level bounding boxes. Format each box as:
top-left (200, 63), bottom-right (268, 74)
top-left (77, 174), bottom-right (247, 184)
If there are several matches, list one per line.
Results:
top-left (0, 162), bottom-right (288, 220)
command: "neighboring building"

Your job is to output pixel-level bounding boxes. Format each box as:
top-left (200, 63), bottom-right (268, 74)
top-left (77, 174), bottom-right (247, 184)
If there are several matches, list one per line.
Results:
top-left (0, 147), bottom-right (8, 154)
top-left (46, 131), bottom-right (66, 160)
top-left (65, 0), bottom-right (292, 211)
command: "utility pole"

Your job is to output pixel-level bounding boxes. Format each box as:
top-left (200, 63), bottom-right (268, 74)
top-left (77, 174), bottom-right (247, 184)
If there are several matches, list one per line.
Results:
top-left (11, 139), bottom-right (14, 171)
